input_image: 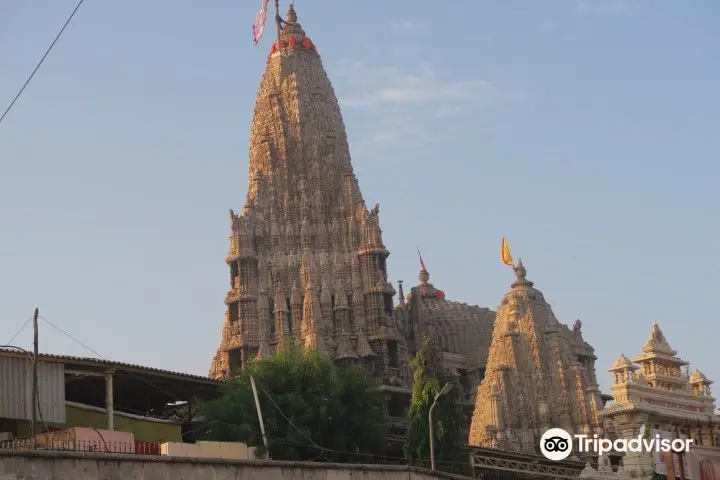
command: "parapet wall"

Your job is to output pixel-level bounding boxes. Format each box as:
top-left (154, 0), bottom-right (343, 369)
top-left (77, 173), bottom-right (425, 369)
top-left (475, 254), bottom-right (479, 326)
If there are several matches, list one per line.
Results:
top-left (0, 450), bottom-right (472, 480)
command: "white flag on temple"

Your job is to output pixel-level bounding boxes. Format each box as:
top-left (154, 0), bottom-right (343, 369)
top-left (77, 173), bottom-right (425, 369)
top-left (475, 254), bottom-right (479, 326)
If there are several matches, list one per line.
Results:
top-left (252, 0), bottom-right (270, 45)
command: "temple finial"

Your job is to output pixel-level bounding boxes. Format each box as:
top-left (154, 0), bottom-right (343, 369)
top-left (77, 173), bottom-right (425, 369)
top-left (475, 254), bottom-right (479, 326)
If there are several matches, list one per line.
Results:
top-left (514, 258), bottom-right (526, 279)
top-left (417, 248), bottom-right (430, 283)
top-left (510, 257), bottom-right (534, 288)
top-left (287, 3), bottom-right (297, 23)
top-left (573, 319), bottom-right (583, 336)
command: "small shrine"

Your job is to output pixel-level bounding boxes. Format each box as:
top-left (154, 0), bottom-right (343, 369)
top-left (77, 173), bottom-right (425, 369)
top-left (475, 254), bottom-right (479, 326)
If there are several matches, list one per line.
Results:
top-left (600, 323), bottom-right (719, 479)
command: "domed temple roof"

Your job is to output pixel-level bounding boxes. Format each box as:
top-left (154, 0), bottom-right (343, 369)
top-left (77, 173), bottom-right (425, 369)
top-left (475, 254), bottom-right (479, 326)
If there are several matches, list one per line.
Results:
top-left (402, 256), bottom-right (495, 369)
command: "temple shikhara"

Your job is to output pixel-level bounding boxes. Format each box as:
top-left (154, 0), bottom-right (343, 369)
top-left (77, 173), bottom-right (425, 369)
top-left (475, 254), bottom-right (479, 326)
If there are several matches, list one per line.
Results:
top-left (468, 260), bottom-right (604, 452)
top-left (207, 4), bottom-right (498, 415)
top-left (208, 3), bottom-right (718, 461)
top-left (209, 4), bottom-right (408, 387)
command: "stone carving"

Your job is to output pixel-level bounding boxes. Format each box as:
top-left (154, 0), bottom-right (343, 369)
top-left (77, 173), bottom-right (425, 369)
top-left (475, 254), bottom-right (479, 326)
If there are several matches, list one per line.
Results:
top-left (208, 4), bottom-right (610, 443)
top-left (393, 261), bottom-right (496, 414)
top-left (600, 323), bottom-right (719, 477)
top-left (468, 259), bottom-right (603, 452)
top-left (209, 5), bottom-right (406, 388)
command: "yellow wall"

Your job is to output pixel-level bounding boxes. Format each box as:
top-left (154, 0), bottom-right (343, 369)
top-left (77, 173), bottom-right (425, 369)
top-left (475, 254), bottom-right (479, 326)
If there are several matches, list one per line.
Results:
top-left (14, 404), bottom-right (182, 443)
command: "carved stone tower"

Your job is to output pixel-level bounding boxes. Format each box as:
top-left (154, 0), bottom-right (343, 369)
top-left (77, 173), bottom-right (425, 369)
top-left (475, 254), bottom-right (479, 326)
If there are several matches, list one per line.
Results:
top-left (209, 5), bottom-right (407, 388)
top-left (468, 259), bottom-right (603, 453)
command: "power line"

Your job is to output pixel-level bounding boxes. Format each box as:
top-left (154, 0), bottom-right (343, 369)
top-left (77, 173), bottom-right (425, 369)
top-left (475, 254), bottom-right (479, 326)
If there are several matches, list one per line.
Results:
top-left (39, 314), bottom-right (103, 359)
top-left (6, 314), bottom-right (174, 421)
top-left (4, 314), bottom-right (34, 346)
top-left (33, 313), bottom-right (468, 470)
top-left (255, 381), bottom-right (324, 451)
top-left (38, 314), bottom-right (188, 403)
top-left (36, 314), bottom-right (324, 450)
top-left (40, 311), bottom-right (318, 444)
top-left (0, 0), bottom-right (87, 126)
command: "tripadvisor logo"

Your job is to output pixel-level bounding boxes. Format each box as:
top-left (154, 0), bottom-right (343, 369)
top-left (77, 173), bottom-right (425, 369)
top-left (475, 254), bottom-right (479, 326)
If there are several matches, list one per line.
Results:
top-left (540, 428), bottom-right (693, 461)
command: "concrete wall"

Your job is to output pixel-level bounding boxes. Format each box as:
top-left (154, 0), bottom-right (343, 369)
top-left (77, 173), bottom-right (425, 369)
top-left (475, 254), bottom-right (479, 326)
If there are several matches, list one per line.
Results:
top-left (61, 403), bottom-right (182, 443)
top-left (0, 450), bottom-right (471, 480)
top-left (12, 403), bottom-right (182, 443)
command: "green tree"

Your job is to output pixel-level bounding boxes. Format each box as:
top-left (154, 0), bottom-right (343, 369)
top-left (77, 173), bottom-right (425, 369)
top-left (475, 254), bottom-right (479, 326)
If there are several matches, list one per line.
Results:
top-left (404, 339), bottom-right (466, 468)
top-left (198, 344), bottom-right (386, 461)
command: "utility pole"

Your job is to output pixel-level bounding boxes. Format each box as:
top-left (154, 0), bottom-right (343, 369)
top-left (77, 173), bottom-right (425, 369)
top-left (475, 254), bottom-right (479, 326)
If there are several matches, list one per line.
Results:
top-left (429, 383), bottom-right (453, 471)
top-left (250, 375), bottom-right (270, 458)
top-left (31, 307), bottom-right (39, 448)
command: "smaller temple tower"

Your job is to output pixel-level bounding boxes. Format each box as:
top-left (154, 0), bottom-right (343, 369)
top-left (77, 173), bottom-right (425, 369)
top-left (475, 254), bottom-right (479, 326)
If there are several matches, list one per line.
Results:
top-left (632, 323), bottom-right (689, 391)
top-left (468, 259), bottom-right (603, 453)
top-left (600, 323), bottom-right (719, 477)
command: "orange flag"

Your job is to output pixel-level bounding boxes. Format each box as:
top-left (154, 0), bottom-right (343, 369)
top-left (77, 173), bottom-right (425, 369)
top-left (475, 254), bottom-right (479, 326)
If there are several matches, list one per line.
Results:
top-left (501, 237), bottom-right (514, 267)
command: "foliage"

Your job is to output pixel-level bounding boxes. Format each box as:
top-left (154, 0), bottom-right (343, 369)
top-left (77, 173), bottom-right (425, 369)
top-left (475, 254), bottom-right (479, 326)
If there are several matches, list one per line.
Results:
top-left (198, 344), bottom-right (386, 461)
top-left (643, 422), bottom-right (652, 440)
top-left (404, 339), bottom-right (466, 466)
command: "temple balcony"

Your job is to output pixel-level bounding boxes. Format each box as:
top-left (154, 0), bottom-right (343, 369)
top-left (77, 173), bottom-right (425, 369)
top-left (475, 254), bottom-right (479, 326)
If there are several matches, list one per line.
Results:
top-left (221, 335), bottom-right (243, 351)
top-left (225, 250), bottom-right (239, 264)
top-left (228, 323), bottom-right (243, 338)
top-left (224, 285), bottom-right (256, 304)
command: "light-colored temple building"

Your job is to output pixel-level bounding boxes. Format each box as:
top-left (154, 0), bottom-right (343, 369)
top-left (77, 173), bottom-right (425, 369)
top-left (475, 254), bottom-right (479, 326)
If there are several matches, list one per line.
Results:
top-left (599, 323), bottom-right (719, 477)
top-left (208, 4), bottom-right (504, 422)
top-left (209, 5), bottom-right (410, 390)
top-left (209, 3), bottom-right (611, 451)
top-left (208, 3), bottom-right (499, 391)
top-left (468, 260), bottom-right (604, 451)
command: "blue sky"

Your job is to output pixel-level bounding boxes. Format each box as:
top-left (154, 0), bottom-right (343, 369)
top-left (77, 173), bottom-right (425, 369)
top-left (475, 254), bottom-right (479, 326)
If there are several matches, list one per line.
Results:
top-left (1, 0), bottom-right (718, 391)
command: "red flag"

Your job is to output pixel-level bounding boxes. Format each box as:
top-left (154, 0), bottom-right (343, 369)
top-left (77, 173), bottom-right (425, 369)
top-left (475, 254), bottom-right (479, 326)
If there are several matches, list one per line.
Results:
top-left (252, 0), bottom-right (270, 45)
top-left (417, 248), bottom-right (427, 272)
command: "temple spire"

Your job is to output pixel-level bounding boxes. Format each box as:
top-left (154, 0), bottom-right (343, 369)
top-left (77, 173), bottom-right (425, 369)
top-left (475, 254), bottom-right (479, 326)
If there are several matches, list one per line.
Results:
top-left (417, 248), bottom-right (429, 284)
top-left (210, 3), bottom-right (401, 386)
top-left (511, 258), bottom-right (534, 288)
top-left (286, 3), bottom-right (297, 23)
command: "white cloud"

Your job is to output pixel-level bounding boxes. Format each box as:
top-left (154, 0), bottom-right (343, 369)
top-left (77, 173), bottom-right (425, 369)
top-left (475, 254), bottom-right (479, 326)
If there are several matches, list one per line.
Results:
top-left (330, 60), bottom-right (525, 151)
top-left (335, 61), bottom-right (509, 111)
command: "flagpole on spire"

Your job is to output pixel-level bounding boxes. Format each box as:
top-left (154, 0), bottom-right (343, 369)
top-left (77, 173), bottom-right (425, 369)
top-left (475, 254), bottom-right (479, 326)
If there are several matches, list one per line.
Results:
top-left (274, 0), bottom-right (282, 51)
top-left (417, 247), bottom-right (428, 273)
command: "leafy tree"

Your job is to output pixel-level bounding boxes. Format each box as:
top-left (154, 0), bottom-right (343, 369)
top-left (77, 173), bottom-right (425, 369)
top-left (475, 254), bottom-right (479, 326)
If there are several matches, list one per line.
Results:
top-left (198, 344), bottom-right (386, 461)
top-left (404, 339), bottom-right (466, 467)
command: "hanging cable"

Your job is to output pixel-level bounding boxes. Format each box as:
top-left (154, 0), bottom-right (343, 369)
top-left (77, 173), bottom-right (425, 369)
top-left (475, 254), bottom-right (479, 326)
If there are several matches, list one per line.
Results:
top-left (4, 314), bottom-right (34, 345)
top-left (0, 0), bottom-right (87, 126)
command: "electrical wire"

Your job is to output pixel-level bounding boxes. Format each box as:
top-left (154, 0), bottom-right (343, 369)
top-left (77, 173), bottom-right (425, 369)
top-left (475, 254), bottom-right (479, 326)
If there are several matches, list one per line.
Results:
top-left (0, 0), bottom-right (87, 126)
top-left (254, 381), bottom-right (324, 451)
top-left (38, 313), bottom-right (327, 449)
top-left (39, 315), bottom-right (104, 360)
top-left (33, 313), bottom-right (469, 470)
top-left (39, 314), bottom-right (201, 404)
top-left (4, 314), bottom-right (34, 346)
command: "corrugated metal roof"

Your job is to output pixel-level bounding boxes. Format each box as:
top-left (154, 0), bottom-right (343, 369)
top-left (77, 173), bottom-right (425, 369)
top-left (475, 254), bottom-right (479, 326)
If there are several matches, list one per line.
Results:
top-left (0, 348), bottom-right (220, 385)
top-left (0, 356), bottom-right (66, 423)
